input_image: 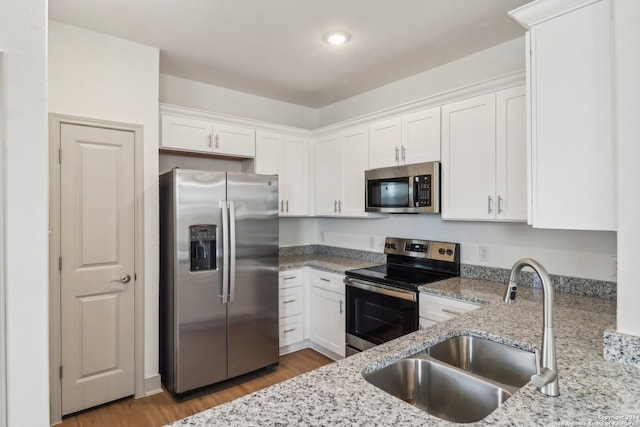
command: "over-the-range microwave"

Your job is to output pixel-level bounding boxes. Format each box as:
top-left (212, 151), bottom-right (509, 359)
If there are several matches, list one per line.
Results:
top-left (365, 161), bottom-right (440, 214)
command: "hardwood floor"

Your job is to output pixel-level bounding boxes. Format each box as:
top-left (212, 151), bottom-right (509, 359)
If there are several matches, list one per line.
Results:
top-left (60, 349), bottom-right (333, 427)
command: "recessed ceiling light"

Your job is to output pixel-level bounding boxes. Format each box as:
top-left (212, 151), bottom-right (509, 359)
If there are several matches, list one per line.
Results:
top-left (323, 31), bottom-right (351, 46)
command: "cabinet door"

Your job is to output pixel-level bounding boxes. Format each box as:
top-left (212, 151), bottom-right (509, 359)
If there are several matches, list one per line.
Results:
top-left (161, 114), bottom-right (213, 152)
top-left (402, 107), bottom-right (441, 163)
top-left (212, 123), bottom-right (255, 158)
top-left (255, 131), bottom-right (282, 175)
top-left (310, 286), bottom-right (345, 357)
top-left (314, 134), bottom-right (342, 216)
top-left (496, 85), bottom-right (527, 221)
top-left (530, 0), bottom-right (615, 230)
top-left (341, 127), bottom-right (369, 216)
top-left (441, 93), bottom-right (496, 220)
top-left (369, 117), bottom-right (401, 169)
top-left (281, 135), bottom-right (310, 216)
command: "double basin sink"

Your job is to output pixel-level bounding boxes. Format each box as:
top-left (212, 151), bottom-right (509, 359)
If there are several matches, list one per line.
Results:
top-left (364, 335), bottom-right (536, 423)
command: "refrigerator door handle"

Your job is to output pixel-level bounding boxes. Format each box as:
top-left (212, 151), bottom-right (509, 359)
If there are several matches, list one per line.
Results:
top-left (221, 200), bottom-right (229, 304)
top-left (228, 200), bottom-right (237, 303)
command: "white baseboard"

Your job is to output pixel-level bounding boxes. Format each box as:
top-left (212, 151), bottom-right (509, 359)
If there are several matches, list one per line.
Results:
top-left (279, 339), bottom-right (312, 356)
top-left (143, 374), bottom-right (163, 397)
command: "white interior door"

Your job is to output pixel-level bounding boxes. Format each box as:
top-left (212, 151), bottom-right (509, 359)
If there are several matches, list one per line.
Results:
top-left (59, 123), bottom-right (135, 415)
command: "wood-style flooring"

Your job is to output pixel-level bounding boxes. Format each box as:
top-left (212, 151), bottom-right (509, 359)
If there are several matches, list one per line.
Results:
top-left (60, 349), bottom-right (333, 427)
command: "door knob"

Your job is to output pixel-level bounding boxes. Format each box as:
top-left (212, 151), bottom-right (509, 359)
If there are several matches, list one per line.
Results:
top-left (111, 274), bottom-right (131, 284)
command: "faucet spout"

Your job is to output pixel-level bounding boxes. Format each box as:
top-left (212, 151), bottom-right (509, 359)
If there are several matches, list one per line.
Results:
top-left (504, 258), bottom-right (560, 397)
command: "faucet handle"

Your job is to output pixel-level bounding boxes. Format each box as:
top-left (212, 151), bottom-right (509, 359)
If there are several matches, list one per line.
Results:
top-left (531, 367), bottom-right (558, 388)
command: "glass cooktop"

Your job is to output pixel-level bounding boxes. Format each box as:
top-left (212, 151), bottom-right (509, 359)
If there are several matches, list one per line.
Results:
top-left (345, 264), bottom-right (456, 291)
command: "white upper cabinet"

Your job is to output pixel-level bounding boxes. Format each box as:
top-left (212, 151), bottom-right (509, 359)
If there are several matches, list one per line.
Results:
top-left (402, 108), bottom-right (441, 164)
top-left (441, 86), bottom-right (527, 222)
top-left (161, 114), bottom-right (213, 153)
top-left (496, 85), bottom-right (527, 221)
top-left (509, 0), bottom-right (615, 231)
top-left (256, 130), bottom-right (311, 216)
top-left (212, 123), bottom-right (255, 158)
top-left (314, 134), bottom-right (342, 216)
top-left (369, 117), bottom-right (401, 169)
top-left (369, 107), bottom-right (441, 169)
top-left (442, 93), bottom-right (497, 220)
top-left (161, 113), bottom-right (255, 158)
top-left (314, 126), bottom-right (369, 217)
top-left (341, 127), bottom-right (369, 216)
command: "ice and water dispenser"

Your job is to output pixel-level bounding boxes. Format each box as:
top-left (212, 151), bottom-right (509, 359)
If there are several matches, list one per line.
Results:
top-left (189, 225), bottom-right (216, 271)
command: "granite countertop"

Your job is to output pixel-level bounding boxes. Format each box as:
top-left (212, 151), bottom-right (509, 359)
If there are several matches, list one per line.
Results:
top-left (169, 276), bottom-right (640, 426)
top-left (279, 253), bottom-right (380, 274)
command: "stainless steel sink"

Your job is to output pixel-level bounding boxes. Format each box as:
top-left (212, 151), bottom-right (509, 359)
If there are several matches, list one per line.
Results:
top-left (364, 335), bottom-right (536, 423)
top-left (425, 335), bottom-right (536, 389)
top-left (364, 358), bottom-right (512, 423)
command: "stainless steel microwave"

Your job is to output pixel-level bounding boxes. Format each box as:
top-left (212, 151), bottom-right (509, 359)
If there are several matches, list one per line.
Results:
top-left (365, 162), bottom-right (440, 214)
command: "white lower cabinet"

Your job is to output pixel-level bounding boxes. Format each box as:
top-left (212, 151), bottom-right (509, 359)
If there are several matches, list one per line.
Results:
top-left (309, 270), bottom-right (346, 359)
top-left (419, 293), bottom-right (482, 329)
top-left (279, 270), bottom-right (305, 352)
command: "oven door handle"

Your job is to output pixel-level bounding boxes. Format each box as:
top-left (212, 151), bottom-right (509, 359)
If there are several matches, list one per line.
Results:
top-left (344, 278), bottom-right (417, 302)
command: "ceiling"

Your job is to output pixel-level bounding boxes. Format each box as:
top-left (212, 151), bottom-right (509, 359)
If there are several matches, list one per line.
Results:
top-left (48, 0), bottom-right (530, 108)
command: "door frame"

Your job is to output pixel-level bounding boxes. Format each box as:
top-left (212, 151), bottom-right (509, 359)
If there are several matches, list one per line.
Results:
top-left (48, 114), bottom-right (145, 424)
top-left (0, 51), bottom-right (7, 427)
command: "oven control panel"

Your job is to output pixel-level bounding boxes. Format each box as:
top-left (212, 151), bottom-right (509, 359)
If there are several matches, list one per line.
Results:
top-left (384, 237), bottom-right (457, 263)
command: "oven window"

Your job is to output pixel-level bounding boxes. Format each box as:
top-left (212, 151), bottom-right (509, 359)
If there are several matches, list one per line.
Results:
top-left (368, 178), bottom-right (409, 207)
top-left (346, 285), bottom-right (417, 346)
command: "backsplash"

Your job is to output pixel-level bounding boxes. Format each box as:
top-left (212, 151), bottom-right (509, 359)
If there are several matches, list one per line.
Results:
top-left (280, 245), bottom-right (617, 300)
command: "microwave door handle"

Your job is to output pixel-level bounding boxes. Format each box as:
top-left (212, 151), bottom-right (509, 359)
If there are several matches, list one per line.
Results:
top-left (412, 177), bottom-right (419, 208)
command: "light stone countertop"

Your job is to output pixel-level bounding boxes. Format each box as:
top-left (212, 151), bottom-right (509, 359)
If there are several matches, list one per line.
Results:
top-left (279, 253), bottom-right (381, 274)
top-left (168, 268), bottom-right (640, 426)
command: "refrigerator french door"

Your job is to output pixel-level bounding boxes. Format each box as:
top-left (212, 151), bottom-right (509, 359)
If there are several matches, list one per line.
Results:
top-left (160, 168), bottom-right (279, 394)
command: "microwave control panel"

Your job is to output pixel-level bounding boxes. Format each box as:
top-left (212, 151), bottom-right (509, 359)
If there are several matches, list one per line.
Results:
top-left (414, 175), bottom-right (432, 207)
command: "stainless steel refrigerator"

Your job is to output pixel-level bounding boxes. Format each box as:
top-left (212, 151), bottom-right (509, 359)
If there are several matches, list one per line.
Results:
top-left (159, 168), bottom-right (279, 394)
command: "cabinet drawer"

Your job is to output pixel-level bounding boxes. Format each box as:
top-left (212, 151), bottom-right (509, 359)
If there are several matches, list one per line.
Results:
top-left (279, 314), bottom-right (304, 347)
top-left (279, 269), bottom-right (303, 289)
top-left (279, 286), bottom-right (303, 318)
top-left (419, 293), bottom-right (481, 322)
top-left (311, 270), bottom-right (344, 294)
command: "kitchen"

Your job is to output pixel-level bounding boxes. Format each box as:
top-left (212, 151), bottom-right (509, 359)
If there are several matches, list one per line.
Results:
top-left (1, 0), bottom-right (639, 426)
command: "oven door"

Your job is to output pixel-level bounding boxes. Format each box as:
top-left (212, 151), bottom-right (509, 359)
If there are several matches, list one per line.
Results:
top-left (344, 278), bottom-right (418, 354)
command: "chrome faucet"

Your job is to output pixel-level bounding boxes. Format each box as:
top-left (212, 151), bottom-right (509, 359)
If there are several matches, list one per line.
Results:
top-left (504, 258), bottom-right (560, 397)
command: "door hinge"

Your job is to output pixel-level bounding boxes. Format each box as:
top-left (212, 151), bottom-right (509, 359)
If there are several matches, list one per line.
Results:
top-left (58, 256), bottom-right (62, 272)
top-left (59, 365), bottom-right (63, 379)
top-left (58, 148), bottom-right (62, 164)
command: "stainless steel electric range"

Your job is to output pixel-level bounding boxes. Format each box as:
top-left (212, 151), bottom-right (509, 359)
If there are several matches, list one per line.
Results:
top-left (344, 237), bottom-right (460, 355)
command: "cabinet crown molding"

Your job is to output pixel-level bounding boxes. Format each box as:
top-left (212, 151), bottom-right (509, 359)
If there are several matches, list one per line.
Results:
top-left (160, 103), bottom-right (312, 138)
top-left (509, 0), bottom-right (602, 29)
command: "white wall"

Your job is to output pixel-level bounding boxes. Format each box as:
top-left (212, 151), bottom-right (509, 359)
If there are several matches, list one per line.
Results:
top-left (48, 21), bottom-right (161, 383)
top-left (160, 74), bottom-right (317, 129)
top-left (614, 0), bottom-right (640, 336)
top-left (0, 0), bottom-right (49, 426)
top-left (280, 217), bottom-right (616, 282)
top-left (316, 37), bottom-right (525, 126)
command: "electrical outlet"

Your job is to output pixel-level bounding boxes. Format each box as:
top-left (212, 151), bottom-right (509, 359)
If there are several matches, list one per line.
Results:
top-left (369, 236), bottom-right (375, 249)
top-left (479, 245), bottom-right (490, 262)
